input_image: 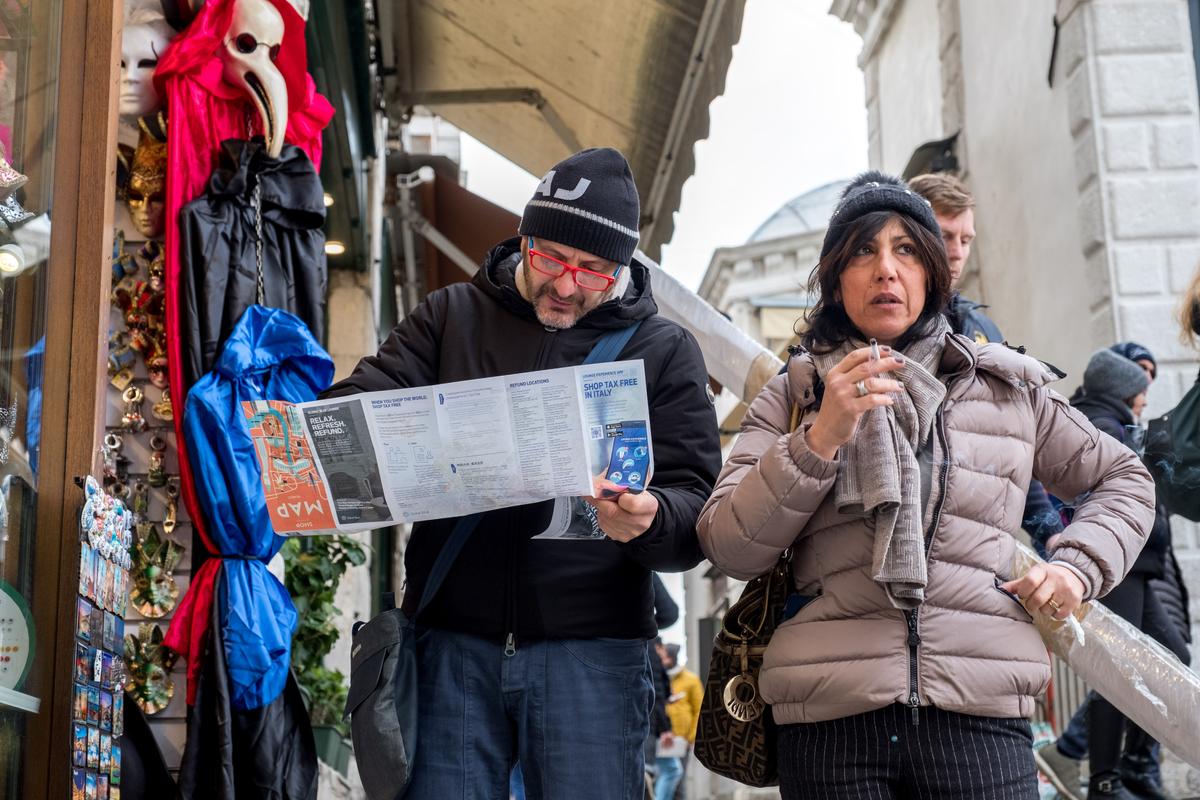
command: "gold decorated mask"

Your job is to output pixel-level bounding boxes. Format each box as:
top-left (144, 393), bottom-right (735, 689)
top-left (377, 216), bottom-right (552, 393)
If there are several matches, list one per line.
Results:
top-left (125, 133), bottom-right (167, 240)
top-left (125, 623), bottom-right (176, 715)
top-left (131, 521), bottom-right (183, 618)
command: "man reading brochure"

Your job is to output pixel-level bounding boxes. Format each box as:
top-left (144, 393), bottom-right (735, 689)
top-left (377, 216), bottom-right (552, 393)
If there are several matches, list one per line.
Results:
top-left (324, 147), bottom-right (721, 799)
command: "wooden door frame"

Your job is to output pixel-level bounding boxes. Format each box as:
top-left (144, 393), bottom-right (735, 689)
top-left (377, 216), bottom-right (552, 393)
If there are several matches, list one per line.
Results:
top-left (22, 0), bottom-right (120, 796)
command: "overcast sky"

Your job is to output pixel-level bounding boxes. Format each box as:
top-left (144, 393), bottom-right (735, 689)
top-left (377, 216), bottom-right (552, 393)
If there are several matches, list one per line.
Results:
top-left (456, 0), bottom-right (868, 650)
top-left (459, 0), bottom-right (868, 294)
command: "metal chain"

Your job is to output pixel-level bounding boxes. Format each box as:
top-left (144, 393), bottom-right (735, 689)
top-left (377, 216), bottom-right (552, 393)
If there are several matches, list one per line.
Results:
top-left (254, 181), bottom-right (265, 305)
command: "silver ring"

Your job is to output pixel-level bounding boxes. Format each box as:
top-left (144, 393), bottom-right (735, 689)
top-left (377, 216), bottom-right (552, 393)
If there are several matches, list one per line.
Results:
top-left (855, 379), bottom-right (869, 397)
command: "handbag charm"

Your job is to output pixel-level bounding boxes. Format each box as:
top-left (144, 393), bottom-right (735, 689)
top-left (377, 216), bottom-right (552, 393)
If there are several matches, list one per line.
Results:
top-left (723, 667), bottom-right (766, 723)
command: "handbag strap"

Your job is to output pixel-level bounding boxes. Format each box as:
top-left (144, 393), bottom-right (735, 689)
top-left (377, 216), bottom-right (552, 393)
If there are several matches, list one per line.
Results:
top-left (416, 319), bottom-right (644, 615)
top-left (417, 511), bottom-right (484, 615)
top-left (582, 320), bottom-right (642, 365)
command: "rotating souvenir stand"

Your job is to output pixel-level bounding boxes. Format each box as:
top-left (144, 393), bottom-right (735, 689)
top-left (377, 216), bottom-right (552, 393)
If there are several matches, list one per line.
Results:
top-left (72, 478), bottom-right (131, 800)
top-left (102, 229), bottom-right (188, 774)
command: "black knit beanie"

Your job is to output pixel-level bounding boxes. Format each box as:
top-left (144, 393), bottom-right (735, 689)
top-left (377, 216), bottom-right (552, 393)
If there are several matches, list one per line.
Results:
top-left (519, 147), bottom-right (641, 266)
top-left (820, 171), bottom-right (942, 258)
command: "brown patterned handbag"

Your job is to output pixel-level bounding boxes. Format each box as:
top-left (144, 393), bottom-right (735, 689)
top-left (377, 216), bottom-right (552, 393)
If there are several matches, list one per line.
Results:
top-left (693, 549), bottom-right (793, 786)
top-left (694, 401), bottom-right (803, 787)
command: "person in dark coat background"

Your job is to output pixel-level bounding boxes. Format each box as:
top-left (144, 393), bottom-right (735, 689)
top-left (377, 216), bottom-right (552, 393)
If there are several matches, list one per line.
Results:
top-left (1035, 346), bottom-right (1191, 800)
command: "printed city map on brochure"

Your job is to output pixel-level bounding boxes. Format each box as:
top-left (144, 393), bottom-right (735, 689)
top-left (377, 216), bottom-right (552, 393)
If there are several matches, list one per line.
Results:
top-left (243, 400), bottom-right (338, 534)
top-left (242, 360), bottom-right (652, 537)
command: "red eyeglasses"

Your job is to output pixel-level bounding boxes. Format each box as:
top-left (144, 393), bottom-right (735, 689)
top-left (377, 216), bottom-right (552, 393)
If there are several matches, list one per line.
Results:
top-left (528, 244), bottom-right (621, 292)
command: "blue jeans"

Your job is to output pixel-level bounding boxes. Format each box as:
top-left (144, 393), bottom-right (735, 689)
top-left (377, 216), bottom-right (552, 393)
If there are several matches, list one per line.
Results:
top-left (654, 756), bottom-right (683, 800)
top-left (406, 629), bottom-right (654, 800)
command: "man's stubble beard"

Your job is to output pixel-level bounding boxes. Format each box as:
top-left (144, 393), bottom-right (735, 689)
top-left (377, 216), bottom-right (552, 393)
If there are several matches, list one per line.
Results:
top-left (522, 262), bottom-right (597, 330)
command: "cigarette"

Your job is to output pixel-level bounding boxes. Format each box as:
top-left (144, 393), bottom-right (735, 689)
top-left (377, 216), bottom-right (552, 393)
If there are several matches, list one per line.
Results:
top-left (869, 338), bottom-right (881, 363)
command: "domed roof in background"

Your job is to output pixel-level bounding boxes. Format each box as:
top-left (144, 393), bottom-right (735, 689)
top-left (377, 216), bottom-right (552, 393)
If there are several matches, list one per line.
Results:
top-left (746, 179), bottom-right (849, 244)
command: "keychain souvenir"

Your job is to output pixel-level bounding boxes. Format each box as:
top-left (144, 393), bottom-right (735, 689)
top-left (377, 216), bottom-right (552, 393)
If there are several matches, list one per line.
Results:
top-left (129, 480), bottom-right (149, 521)
top-left (163, 479), bottom-right (178, 535)
top-left (147, 434), bottom-right (167, 487)
top-left (120, 386), bottom-right (146, 433)
top-left (101, 436), bottom-right (127, 486)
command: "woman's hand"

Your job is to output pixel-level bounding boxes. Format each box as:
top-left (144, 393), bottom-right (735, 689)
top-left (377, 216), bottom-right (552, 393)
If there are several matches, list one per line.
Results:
top-left (1000, 563), bottom-right (1086, 621)
top-left (802, 346), bottom-right (906, 460)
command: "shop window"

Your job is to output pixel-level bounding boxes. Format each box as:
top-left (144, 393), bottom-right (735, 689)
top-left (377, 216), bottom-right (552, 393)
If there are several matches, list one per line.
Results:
top-left (0, 0), bottom-right (62, 796)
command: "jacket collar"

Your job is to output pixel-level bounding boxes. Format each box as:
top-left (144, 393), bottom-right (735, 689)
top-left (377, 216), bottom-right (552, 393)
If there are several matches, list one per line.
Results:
top-left (1069, 387), bottom-right (1135, 427)
top-left (471, 237), bottom-right (659, 331)
top-left (789, 331), bottom-right (1061, 409)
top-left (940, 334), bottom-right (1062, 401)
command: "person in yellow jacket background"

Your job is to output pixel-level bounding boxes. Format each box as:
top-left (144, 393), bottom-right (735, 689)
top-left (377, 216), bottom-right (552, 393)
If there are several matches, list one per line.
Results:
top-left (654, 641), bottom-right (704, 799)
top-left (663, 643), bottom-right (703, 743)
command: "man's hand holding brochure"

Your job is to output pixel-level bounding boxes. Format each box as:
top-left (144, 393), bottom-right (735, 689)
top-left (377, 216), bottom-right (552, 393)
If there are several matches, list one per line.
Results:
top-left (242, 360), bottom-right (652, 539)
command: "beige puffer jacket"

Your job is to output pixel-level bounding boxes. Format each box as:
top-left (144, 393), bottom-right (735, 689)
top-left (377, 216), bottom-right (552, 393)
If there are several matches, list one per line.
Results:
top-left (697, 335), bottom-right (1155, 724)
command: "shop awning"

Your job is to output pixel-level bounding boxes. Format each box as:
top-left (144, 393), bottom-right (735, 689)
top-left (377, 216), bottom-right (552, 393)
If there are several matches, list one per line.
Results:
top-left (379, 0), bottom-right (747, 260)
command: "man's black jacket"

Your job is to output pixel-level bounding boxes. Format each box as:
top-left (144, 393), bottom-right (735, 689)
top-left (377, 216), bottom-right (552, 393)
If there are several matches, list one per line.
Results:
top-left (324, 238), bottom-right (721, 642)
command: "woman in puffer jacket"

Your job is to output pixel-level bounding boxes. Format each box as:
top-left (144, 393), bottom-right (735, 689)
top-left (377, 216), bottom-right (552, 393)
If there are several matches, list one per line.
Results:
top-left (696, 172), bottom-right (1156, 800)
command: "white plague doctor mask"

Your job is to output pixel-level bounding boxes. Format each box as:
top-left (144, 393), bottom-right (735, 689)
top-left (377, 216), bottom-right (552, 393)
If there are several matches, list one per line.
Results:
top-left (220, 0), bottom-right (290, 158)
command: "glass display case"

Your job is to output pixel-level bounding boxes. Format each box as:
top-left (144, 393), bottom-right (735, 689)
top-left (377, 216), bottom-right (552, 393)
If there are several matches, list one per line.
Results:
top-left (0, 0), bottom-right (63, 796)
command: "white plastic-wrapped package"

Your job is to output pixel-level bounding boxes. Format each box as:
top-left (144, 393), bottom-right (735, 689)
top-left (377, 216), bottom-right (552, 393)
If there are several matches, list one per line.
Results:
top-left (641, 253), bottom-right (784, 403)
top-left (1013, 542), bottom-right (1200, 768)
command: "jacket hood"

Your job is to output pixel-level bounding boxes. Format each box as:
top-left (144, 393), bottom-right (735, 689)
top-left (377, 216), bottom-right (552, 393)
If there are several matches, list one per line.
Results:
top-left (470, 237), bottom-right (658, 330)
top-left (213, 305), bottom-right (334, 394)
top-left (207, 138), bottom-right (326, 230)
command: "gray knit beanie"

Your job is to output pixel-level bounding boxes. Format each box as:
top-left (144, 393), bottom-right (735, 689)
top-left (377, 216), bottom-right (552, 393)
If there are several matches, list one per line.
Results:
top-left (1083, 349), bottom-right (1151, 400)
top-left (518, 147), bottom-right (640, 265)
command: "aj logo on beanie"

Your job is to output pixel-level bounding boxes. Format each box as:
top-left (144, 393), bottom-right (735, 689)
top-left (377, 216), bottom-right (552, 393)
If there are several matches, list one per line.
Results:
top-left (519, 147), bottom-right (641, 266)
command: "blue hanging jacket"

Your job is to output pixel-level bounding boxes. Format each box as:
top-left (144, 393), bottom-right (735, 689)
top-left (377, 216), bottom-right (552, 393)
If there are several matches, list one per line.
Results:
top-left (185, 305), bottom-right (334, 710)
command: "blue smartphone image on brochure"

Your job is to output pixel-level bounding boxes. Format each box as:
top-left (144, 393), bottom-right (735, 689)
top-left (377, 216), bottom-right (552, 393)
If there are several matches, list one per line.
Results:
top-left (604, 420), bottom-right (650, 493)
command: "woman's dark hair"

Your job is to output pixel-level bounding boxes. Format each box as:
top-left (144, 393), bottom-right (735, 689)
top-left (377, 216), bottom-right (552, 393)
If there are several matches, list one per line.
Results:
top-left (798, 210), bottom-right (952, 353)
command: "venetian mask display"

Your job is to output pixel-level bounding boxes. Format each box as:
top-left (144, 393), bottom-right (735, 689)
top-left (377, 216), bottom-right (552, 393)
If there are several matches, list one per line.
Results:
top-left (125, 133), bottom-right (167, 240)
top-left (130, 521), bottom-right (183, 619)
top-left (119, 12), bottom-right (175, 119)
top-left (220, 0), bottom-right (289, 157)
top-left (125, 623), bottom-right (175, 715)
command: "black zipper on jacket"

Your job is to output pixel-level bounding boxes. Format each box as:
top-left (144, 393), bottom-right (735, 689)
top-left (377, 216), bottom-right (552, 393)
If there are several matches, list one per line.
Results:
top-left (504, 326), bottom-right (561, 657)
top-left (907, 410), bottom-right (951, 727)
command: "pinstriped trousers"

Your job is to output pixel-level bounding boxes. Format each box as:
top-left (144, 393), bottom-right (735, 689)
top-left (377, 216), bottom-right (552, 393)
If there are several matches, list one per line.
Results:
top-left (777, 704), bottom-right (1038, 800)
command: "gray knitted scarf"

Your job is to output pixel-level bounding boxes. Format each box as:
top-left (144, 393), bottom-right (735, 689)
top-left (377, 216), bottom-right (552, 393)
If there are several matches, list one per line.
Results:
top-left (810, 316), bottom-right (951, 609)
